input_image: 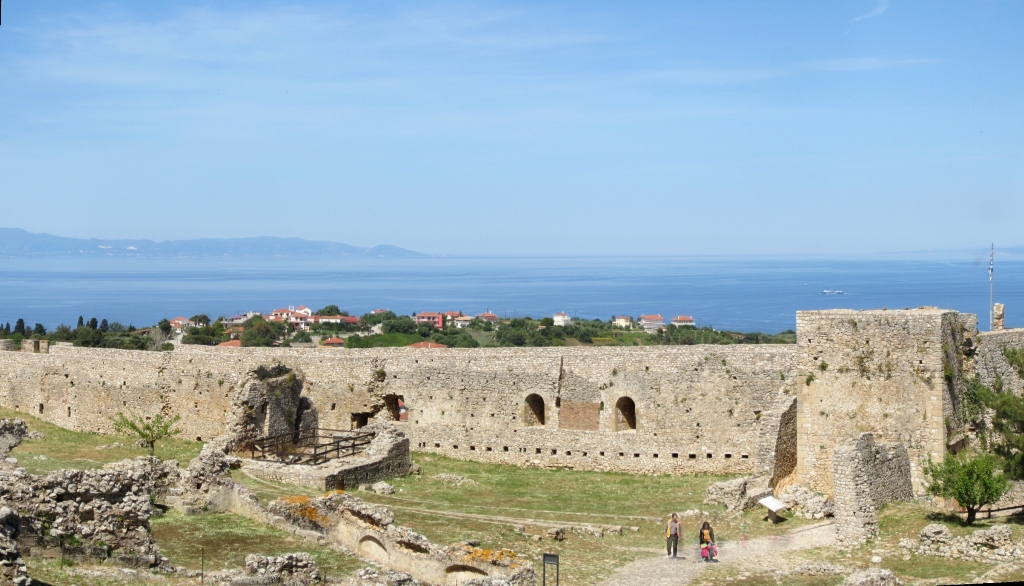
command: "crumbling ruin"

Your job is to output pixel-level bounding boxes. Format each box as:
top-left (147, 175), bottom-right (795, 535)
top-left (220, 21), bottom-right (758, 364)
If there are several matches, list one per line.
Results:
top-left (268, 492), bottom-right (534, 586)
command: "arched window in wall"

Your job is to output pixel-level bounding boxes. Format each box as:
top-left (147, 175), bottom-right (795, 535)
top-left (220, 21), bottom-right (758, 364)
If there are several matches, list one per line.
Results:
top-left (523, 394), bottom-right (545, 426)
top-left (614, 396), bottom-right (636, 431)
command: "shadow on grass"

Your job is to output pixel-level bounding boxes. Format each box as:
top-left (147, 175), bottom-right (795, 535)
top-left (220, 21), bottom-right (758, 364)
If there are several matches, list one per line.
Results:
top-left (925, 511), bottom-right (973, 527)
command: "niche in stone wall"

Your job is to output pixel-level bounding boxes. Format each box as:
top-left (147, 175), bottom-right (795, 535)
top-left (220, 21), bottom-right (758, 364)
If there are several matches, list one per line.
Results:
top-left (523, 394), bottom-right (545, 426)
top-left (559, 400), bottom-right (601, 431)
top-left (351, 412), bottom-right (370, 429)
top-left (382, 394), bottom-right (408, 422)
top-left (614, 396), bottom-right (636, 431)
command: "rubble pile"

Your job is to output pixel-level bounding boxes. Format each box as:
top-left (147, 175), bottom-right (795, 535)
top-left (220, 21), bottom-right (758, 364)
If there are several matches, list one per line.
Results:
top-left (0, 419), bottom-right (27, 460)
top-left (0, 505), bottom-right (29, 586)
top-left (0, 456), bottom-right (176, 567)
top-left (778, 485), bottom-right (835, 519)
top-left (899, 523), bottom-right (1024, 563)
top-left (240, 552), bottom-right (323, 585)
top-left (705, 475), bottom-right (771, 512)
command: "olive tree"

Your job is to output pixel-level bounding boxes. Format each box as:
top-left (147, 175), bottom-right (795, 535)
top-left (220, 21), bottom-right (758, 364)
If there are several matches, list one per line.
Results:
top-left (112, 412), bottom-right (182, 457)
top-left (924, 452), bottom-right (1009, 525)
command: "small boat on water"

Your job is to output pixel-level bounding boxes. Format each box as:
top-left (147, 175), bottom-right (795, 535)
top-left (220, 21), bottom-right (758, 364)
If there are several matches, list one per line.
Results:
top-left (822, 289), bottom-right (844, 295)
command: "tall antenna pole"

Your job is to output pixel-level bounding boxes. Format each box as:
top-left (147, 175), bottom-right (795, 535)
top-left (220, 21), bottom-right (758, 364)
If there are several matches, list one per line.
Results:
top-left (989, 243), bottom-right (995, 330)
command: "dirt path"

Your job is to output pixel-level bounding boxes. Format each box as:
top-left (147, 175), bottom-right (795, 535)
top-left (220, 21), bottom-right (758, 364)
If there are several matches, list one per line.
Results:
top-left (599, 521), bottom-right (836, 586)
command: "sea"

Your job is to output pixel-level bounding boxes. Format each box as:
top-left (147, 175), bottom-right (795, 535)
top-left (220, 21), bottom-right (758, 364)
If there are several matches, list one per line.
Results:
top-left (1, 257), bottom-right (1021, 334)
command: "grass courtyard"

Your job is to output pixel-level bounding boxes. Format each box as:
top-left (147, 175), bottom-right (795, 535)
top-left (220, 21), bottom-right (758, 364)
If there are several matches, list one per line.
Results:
top-left (6, 409), bottom-right (1024, 585)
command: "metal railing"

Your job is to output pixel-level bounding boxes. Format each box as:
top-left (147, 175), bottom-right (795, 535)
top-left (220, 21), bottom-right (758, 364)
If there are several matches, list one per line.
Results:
top-left (250, 428), bottom-right (375, 465)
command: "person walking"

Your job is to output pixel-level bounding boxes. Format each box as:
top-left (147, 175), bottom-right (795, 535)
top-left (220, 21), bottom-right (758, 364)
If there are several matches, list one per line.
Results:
top-left (665, 513), bottom-right (681, 558)
top-left (698, 520), bottom-right (717, 562)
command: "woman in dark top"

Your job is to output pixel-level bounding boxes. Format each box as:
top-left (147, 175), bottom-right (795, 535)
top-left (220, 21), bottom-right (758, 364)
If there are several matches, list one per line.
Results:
top-left (699, 520), bottom-right (717, 562)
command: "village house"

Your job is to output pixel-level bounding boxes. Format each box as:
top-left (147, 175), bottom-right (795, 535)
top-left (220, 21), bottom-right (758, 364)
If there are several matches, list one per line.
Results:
top-left (638, 314), bottom-right (665, 333)
top-left (222, 311), bottom-right (260, 327)
top-left (475, 312), bottom-right (499, 323)
top-left (414, 311), bottom-right (443, 329)
top-left (552, 312), bottom-right (571, 327)
top-left (442, 311), bottom-right (464, 325)
top-left (613, 315), bottom-right (633, 328)
top-left (453, 316), bottom-right (474, 329)
top-left (671, 315), bottom-right (695, 328)
top-left (168, 317), bottom-right (193, 333)
top-left (320, 337), bottom-right (346, 347)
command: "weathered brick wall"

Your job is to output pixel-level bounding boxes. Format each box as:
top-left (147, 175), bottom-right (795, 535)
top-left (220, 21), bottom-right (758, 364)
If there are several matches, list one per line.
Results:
top-left (794, 309), bottom-right (976, 496)
top-left (0, 343), bottom-right (797, 476)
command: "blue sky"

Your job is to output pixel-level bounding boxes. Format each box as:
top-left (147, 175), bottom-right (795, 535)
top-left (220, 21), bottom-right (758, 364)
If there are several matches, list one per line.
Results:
top-left (1, 1), bottom-right (1022, 256)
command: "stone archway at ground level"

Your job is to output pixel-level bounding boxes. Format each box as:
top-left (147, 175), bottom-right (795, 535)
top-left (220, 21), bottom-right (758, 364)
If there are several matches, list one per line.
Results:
top-left (358, 535), bottom-right (389, 564)
top-left (446, 564), bottom-right (488, 584)
top-left (523, 394), bottom-right (545, 426)
top-left (614, 396), bottom-right (636, 431)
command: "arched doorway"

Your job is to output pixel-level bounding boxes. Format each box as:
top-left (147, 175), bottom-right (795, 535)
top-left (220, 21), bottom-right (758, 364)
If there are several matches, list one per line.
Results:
top-left (614, 396), bottom-right (636, 431)
top-left (523, 394), bottom-right (545, 426)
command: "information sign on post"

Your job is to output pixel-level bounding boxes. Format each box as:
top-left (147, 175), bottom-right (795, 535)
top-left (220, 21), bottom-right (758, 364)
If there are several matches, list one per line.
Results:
top-left (542, 553), bottom-right (559, 586)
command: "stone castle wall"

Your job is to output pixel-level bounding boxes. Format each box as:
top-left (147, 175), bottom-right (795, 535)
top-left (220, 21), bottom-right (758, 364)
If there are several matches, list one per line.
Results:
top-left (975, 328), bottom-right (1024, 397)
top-left (0, 343), bottom-right (797, 476)
top-left (0, 308), bottom-right (993, 485)
top-left (833, 432), bottom-right (914, 546)
top-left (794, 308), bottom-right (975, 496)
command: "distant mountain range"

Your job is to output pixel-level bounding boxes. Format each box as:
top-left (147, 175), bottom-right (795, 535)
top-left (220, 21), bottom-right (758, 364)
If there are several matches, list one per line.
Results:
top-left (0, 228), bottom-right (427, 258)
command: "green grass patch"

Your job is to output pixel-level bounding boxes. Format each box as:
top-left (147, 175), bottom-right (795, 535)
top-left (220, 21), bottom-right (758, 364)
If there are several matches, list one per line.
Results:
top-left (0, 406), bottom-right (202, 474)
top-left (151, 510), bottom-right (361, 578)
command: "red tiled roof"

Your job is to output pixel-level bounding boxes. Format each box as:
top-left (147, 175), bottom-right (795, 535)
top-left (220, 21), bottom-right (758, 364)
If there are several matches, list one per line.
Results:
top-left (554, 312), bottom-right (569, 317)
top-left (417, 311), bottom-right (441, 317)
top-left (321, 337), bottom-right (346, 345)
top-left (640, 314), bottom-right (664, 321)
top-left (672, 315), bottom-right (694, 322)
top-left (217, 340), bottom-right (242, 347)
top-left (408, 341), bottom-right (448, 348)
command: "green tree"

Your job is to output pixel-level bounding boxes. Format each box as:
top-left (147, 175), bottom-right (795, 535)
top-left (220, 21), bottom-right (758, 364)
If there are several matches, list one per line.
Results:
top-left (240, 316), bottom-right (285, 347)
top-left (382, 316), bottom-right (418, 335)
top-left (77, 316), bottom-right (85, 328)
top-left (32, 323), bottom-right (46, 336)
top-left (315, 305), bottom-right (341, 316)
top-left (189, 314), bottom-right (210, 327)
top-left (158, 319), bottom-right (172, 337)
top-left (361, 311), bottom-right (396, 326)
top-left (111, 412), bottom-right (182, 456)
top-left (432, 328), bottom-right (480, 348)
top-left (977, 381), bottom-right (1024, 478)
top-left (14, 319), bottom-right (25, 335)
top-left (924, 452), bottom-right (1009, 524)
top-left (99, 319), bottom-right (109, 332)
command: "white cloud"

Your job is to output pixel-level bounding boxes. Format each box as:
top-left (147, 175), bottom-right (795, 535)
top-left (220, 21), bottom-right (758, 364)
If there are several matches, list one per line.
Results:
top-left (852, 0), bottom-right (890, 23)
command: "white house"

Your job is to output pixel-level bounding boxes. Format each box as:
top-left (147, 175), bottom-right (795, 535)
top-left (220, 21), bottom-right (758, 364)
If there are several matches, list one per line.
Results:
top-left (613, 315), bottom-right (632, 328)
top-left (671, 315), bottom-right (695, 328)
top-left (454, 316), bottom-right (474, 329)
top-left (553, 312), bottom-right (571, 327)
top-left (638, 314), bottom-right (664, 333)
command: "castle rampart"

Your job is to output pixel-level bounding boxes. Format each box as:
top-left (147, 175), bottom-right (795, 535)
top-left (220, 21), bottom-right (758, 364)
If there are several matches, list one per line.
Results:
top-left (0, 343), bottom-right (797, 476)
top-left (4, 308), bottom-right (1021, 489)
